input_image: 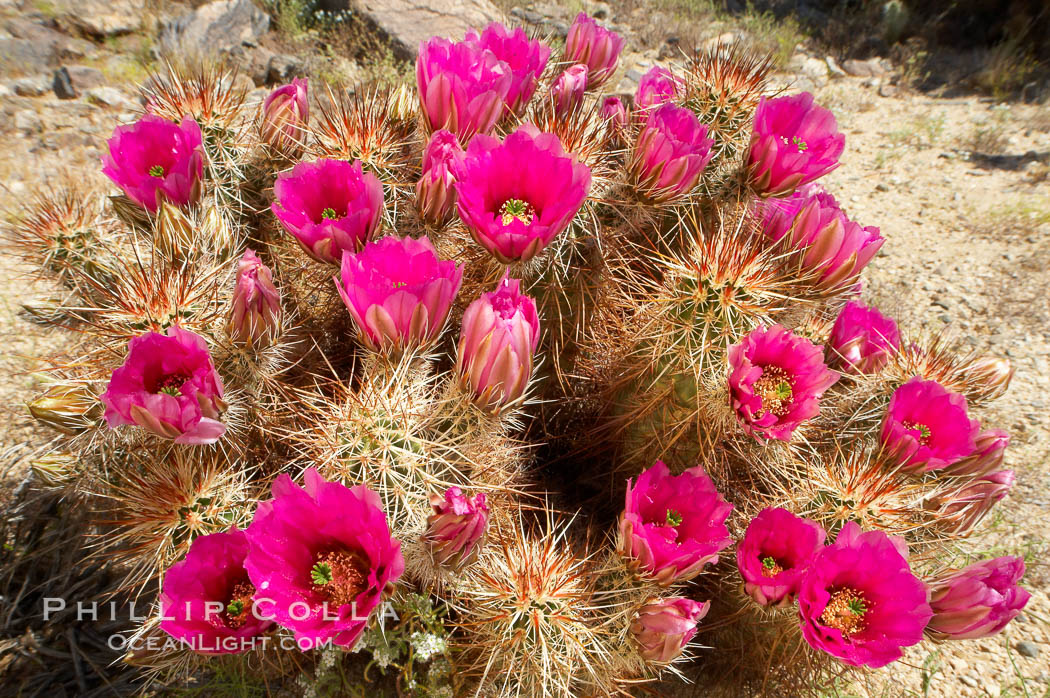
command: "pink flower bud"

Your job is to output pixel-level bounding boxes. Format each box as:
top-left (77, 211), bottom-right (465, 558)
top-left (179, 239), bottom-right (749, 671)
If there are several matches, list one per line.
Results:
top-left (423, 487), bottom-right (489, 568)
top-left (630, 596), bottom-right (709, 663)
top-left (415, 130), bottom-right (463, 228)
top-left (827, 300), bottom-right (900, 374)
top-left (260, 78), bottom-right (308, 157)
top-left (635, 66), bottom-right (681, 114)
top-left (551, 64), bottom-right (588, 117)
top-left (600, 96), bottom-right (628, 129)
top-left (564, 12), bottom-right (624, 88)
top-left (229, 249), bottom-right (281, 349)
top-left (942, 429), bottom-right (1009, 477)
top-left (456, 277), bottom-right (540, 409)
top-left (968, 355), bottom-right (1014, 401)
top-left (927, 556), bottom-right (1030, 640)
top-left (630, 103), bottom-right (714, 203)
top-left (416, 37), bottom-right (511, 140)
top-left (932, 469), bottom-right (1014, 535)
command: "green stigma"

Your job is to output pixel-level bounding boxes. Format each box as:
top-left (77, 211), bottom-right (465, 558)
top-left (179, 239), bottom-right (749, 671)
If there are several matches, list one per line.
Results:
top-left (321, 207), bottom-right (337, 220)
top-left (499, 198), bottom-right (535, 226)
top-left (847, 598), bottom-right (867, 616)
top-left (762, 556), bottom-right (777, 570)
top-left (791, 135), bottom-right (808, 152)
top-left (665, 509), bottom-right (683, 527)
top-left (148, 164), bottom-right (166, 177)
top-left (311, 561), bottom-right (333, 585)
top-left (226, 600), bottom-right (244, 616)
top-left (774, 381), bottom-right (792, 401)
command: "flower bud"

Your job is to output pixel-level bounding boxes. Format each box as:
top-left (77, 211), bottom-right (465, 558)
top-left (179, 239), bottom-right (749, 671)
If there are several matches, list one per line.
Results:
top-left (942, 429), bottom-right (1009, 478)
top-left (456, 277), bottom-right (541, 410)
top-left (927, 556), bottom-right (1030, 640)
top-left (31, 452), bottom-right (77, 487)
top-left (229, 249), bottom-right (281, 349)
top-left (630, 103), bottom-right (714, 203)
top-left (423, 487), bottom-right (489, 569)
top-left (260, 78), bottom-right (308, 158)
top-left (27, 382), bottom-right (102, 435)
top-left (415, 130), bottom-right (463, 228)
top-left (155, 200), bottom-right (194, 259)
top-left (564, 12), bottom-right (624, 88)
top-left (968, 355), bottom-right (1013, 402)
top-left (202, 205), bottom-right (236, 259)
top-left (635, 66), bottom-right (681, 114)
top-left (931, 469), bottom-right (1014, 535)
top-left (387, 83), bottom-right (416, 124)
top-left (600, 96), bottom-right (628, 130)
top-left (630, 596), bottom-right (709, 663)
top-left (551, 64), bottom-right (588, 117)
top-left (827, 300), bottom-right (900, 374)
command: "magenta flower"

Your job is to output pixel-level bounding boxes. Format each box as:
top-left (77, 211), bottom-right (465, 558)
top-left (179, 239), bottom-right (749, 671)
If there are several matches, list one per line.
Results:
top-left (244, 468), bottom-right (404, 650)
top-left (798, 522), bottom-right (932, 668)
top-left (761, 185), bottom-right (884, 288)
top-left (271, 158), bottom-right (384, 265)
top-left (335, 235), bottom-right (462, 352)
top-left (229, 249), bottom-right (281, 349)
top-left (465, 23), bottom-right (550, 117)
top-left (934, 469), bottom-right (1015, 535)
top-left (748, 92), bottom-right (845, 197)
top-left (100, 326), bottom-right (226, 445)
top-left (260, 78), bottom-right (308, 157)
top-left (728, 324), bottom-right (839, 442)
top-left (630, 596), bottom-right (710, 664)
top-left (160, 528), bottom-right (273, 654)
top-left (827, 300), bottom-right (900, 374)
top-left (456, 277), bottom-right (541, 409)
top-left (601, 96), bottom-right (629, 129)
top-left (102, 115), bottom-right (203, 213)
top-left (943, 429), bottom-right (1010, 477)
top-left (423, 487), bottom-right (489, 569)
top-left (454, 124), bottom-right (591, 264)
top-left (927, 557), bottom-right (1030, 640)
top-left (416, 129), bottom-right (463, 228)
top-left (635, 66), bottom-right (682, 113)
top-left (737, 507), bottom-right (827, 607)
top-left (881, 377), bottom-right (980, 472)
top-left (551, 64), bottom-right (588, 117)
top-left (618, 461), bottom-right (733, 585)
top-left (564, 12), bottom-right (624, 88)
top-left (630, 103), bottom-right (715, 202)
top-left (416, 36), bottom-right (512, 140)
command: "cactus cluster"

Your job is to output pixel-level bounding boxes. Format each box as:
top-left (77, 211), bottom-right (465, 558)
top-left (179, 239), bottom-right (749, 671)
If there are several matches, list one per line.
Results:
top-left (11, 10), bottom-right (1028, 697)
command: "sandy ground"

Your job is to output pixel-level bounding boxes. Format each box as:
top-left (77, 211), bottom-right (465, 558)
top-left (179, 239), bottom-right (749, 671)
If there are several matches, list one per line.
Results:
top-left (1, 10), bottom-right (1049, 697)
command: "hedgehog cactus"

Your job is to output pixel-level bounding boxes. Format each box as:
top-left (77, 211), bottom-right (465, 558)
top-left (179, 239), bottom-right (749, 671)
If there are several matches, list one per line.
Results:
top-left (9, 13), bottom-right (1028, 698)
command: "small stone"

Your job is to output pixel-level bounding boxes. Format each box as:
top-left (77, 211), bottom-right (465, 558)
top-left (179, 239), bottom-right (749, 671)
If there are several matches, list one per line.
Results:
top-left (878, 82), bottom-right (899, 98)
top-left (14, 109), bottom-right (43, 134)
top-left (825, 55), bottom-right (846, 78)
top-left (54, 0), bottom-right (145, 37)
top-left (86, 86), bottom-right (135, 109)
top-left (960, 675), bottom-right (978, 688)
top-left (266, 54), bottom-right (304, 84)
top-left (52, 68), bottom-right (77, 99)
top-left (13, 76), bottom-right (52, 97)
top-left (1016, 641), bottom-right (1039, 658)
top-left (843, 57), bottom-right (889, 78)
top-left (64, 66), bottom-right (107, 92)
top-left (875, 182), bottom-right (890, 192)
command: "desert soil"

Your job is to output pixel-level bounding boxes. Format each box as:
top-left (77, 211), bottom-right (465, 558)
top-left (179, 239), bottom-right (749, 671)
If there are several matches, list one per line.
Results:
top-left (1, 1), bottom-right (1048, 696)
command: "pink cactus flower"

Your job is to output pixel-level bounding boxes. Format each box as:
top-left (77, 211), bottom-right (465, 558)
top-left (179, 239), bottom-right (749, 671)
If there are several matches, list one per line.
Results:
top-left (635, 66), bottom-right (682, 113)
top-left (748, 92), bottom-right (845, 197)
top-left (600, 96), bottom-right (629, 129)
top-left (564, 12), bottom-right (625, 88)
top-left (454, 124), bottom-right (591, 264)
top-left (423, 486), bottom-right (489, 569)
top-left (416, 36), bottom-right (512, 140)
top-left (551, 63), bottom-right (589, 117)
top-left (100, 326), bottom-right (226, 445)
top-left (761, 185), bottom-right (884, 288)
top-left (229, 249), bottom-right (281, 349)
top-left (630, 596), bottom-right (710, 664)
top-left (159, 528), bottom-right (273, 654)
top-left (630, 103), bottom-right (715, 203)
top-left (827, 300), bottom-right (900, 374)
top-left (927, 556), bottom-right (1030, 640)
top-left (260, 78), bottom-right (308, 156)
top-left (243, 468), bottom-right (404, 650)
top-left (728, 324), bottom-right (839, 442)
top-left (934, 469), bottom-right (1015, 535)
top-left (881, 377), bottom-right (980, 472)
top-left (271, 158), bottom-right (384, 265)
top-left (737, 507), bottom-right (827, 607)
top-left (465, 23), bottom-right (550, 117)
top-left (617, 461), bottom-right (733, 585)
top-left (416, 129), bottom-right (464, 228)
top-left (943, 429), bottom-right (1010, 478)
top-left (798, 521), bottom-right (932, 668)
top-left (101, 115), bottom-right (203, 213)
top-left (456, 277), bottom-right (541, 409)
top-left (335, 235), bottom-right (463, 352)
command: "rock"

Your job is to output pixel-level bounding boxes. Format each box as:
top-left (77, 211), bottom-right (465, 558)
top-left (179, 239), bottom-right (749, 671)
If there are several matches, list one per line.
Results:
top-left (878, 82), bottom-right (900, 98)
top-left (843, 57), bottom-right (890, 78)
top-left (359, 0), bottom-right (501, 59)
top-left (52, 68), bottom-right (77, 99)
top-left (1016, 641), bottom-right (1039, 658)
top-left (960, 675), bottom-right (979, 688)
top-left (14, 109), bottom-right (42, 134)
top-left (12, 76), bottom-right (52, 97)
top-left (54, 0), bottom-right (145, 37)
top-left (86, 86), bottom-right (136, 109)
top-left (0, 19), bottom-right (93, 73)
top-left (63, 66), bottom-right (107, 92)
top-left (267, 54), bottom-right (305, 84)
top-left (704, 32), bottom-right (738, 50)
top-left (161, 0), bottom-right (271, 56)
top-left (789, 54), bottom-right (829, 87)
top-left (825, 55), bottom-right (846, 78)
